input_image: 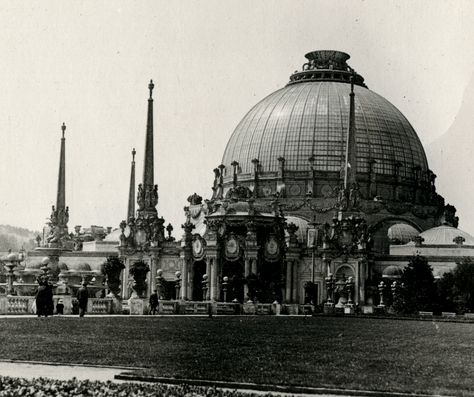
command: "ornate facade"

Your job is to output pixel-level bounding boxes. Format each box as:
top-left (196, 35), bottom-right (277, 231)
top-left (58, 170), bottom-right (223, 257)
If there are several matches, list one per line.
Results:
top-left (178, 50), bottom-right (455, 309)
top-left (13, 49), bottom-right (465, 315)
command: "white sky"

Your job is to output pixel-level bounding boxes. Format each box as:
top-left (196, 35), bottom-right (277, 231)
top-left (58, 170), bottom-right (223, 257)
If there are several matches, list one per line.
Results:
top-left (0, 0), bottom-right (473, 236)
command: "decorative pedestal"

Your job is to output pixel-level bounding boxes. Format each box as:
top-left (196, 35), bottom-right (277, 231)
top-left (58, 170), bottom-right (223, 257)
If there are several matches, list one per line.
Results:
top-left (272, 302), bottom-right (281, 315)
top-left (111, 296), bottom-right (123, 314)
top-left (374, 305), bottom-right (386, 315)
top-left (324, 302), bottom-right (335, 314)
top-left (344, 304), bottom-right (355, 315)
top-left (361, 305), bottom-right (374, 314)
top-left (128, 298), bottom-right (145, 315)
top-left (0, 296), bottom-right (7, 314)
top-left (243, 301), bottom-right (256, 315)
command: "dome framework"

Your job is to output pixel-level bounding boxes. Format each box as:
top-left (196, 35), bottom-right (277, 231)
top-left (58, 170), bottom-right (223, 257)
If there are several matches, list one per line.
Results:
top-left (221, 50), bottom-right (431, 203)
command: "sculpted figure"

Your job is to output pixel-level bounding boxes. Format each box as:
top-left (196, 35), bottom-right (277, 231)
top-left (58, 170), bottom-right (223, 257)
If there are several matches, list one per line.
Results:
top-left (349, 183), bottom-right (360, 209)
top-left (50, 206), bottom-right (57, 224)
top-left (337, 186), bottom-right (347, 210)
top-left (144, 186), bottom-right (152, 208)
top-left (152, 184), bottom-right (159, 207)
top-left (137, 184), bottom-right (145, 210)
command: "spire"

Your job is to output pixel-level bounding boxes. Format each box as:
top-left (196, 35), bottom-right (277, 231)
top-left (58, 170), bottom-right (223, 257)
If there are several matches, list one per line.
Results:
top-left (343, 73), bottom-right (357, 190)
top-left (56, 123), bottom-right (66, 211)
top-left (127, 148), bottom-right (136, 221)
top-left (136, 80), bottom-right (158, 214)
top-left (143, 80), bottom-right (154, 187)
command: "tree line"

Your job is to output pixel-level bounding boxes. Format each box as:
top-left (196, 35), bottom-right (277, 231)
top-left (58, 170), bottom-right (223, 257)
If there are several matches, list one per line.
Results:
top-left (388, 256), bottom-right (474, 315)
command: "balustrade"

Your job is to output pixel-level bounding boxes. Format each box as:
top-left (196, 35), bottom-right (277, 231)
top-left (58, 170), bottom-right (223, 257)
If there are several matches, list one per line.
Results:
top-left (7, 296), bottom-right (32, 314)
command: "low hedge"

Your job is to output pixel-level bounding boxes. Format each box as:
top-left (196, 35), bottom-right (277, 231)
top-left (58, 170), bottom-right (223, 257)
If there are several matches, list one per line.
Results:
top-left (0, 376), bottom-right (273, 397)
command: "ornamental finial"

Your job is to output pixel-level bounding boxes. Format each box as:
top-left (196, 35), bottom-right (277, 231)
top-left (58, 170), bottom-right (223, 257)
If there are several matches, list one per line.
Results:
top-left (61, 122), bottom-right (66, 138)
top-left (132, 148), bottom-right (136, 162)
top-left (148, 80), bottom-right (154, 99)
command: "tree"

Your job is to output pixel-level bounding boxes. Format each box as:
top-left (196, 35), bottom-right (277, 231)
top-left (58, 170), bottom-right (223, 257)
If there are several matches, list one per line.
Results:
top-left (401, 255), bottom-right (436, 313)
top-left (436, 271), bottom-right (456, 313)
top-left (452, 258), bottom-right (474, 313)
top-left (434, 258), bottom-right (474, 314)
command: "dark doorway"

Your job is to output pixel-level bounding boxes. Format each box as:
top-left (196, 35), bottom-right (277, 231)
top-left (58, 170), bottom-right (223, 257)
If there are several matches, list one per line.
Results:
top-left (222, 260), bottom-right (245, 303)
top-left (192, 260), bottom-right (206, 301)
top-left (257, 260), bottom-right (283, 303)
top-left (304, 282), bottom-right (319, 305)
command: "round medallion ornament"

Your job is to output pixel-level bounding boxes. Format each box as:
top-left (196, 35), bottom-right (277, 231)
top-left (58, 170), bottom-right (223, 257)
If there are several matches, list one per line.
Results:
top-left (225, 235), bottom-right (240, 261)
top-left (264, 236), bottom-right (280, 262)
top-left (192, 237), bottom-right (204, 259)
top-left (288, 184), bottom-right (302, 197)
top-left (321, 184), bottom-right (333, 197)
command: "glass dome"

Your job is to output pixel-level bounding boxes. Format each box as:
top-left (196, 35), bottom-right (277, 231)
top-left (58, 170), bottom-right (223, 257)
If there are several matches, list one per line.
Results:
top-left (222, 51), bottom-right (428, 180)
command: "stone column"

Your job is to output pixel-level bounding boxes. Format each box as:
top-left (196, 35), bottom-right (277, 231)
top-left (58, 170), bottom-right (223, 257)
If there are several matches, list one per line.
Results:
top-left (251, 258), bottom-right (257, 275)
top-left (148, 256), bottom-right (155, 298)
top-left (244, 258), bottom-right (250, 299)
top-left (291, 260), bottom-right (298, 303)
top-left (205, 260), bottom-right (211, 300)
top-left (122, 257), bottom-right (130, 300)
top-left (210, 257), bottom-right (219, 301)
top-left (285, 260), bottom-right (292, 303)
top-left (358, 259), bottom-right (366, 304)
top-left (181, 255), bottom-right (188, 300)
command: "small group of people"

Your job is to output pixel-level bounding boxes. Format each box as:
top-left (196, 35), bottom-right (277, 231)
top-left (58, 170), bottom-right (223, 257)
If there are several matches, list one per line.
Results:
top-left (35, 279), bottom-right (89, 317)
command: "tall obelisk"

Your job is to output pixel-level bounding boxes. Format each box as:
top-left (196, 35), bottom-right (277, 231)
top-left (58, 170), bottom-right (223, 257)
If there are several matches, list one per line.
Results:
top-left (44, 123), bottom-right (70, 248)
top-left (143, 81), bottom-right (155, 194)
top-left (56, 123), bottom-right (67, 212)
top-left (136, 80), bottom-right (159, 217)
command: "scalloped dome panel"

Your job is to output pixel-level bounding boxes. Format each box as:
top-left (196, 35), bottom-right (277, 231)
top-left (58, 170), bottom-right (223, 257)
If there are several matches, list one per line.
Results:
top-left (222, 81), bottom-right (428, 179)
top-left (419, 225), bottom-right (474, 245)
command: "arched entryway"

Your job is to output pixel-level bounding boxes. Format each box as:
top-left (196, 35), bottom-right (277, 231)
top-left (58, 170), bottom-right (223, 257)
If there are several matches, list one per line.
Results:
top-left (192, 260), bottom-right (206, 301)
top-left (221, 260), bottom-right (245, 303)
top-left (256, 260), bottom-right (283, 303)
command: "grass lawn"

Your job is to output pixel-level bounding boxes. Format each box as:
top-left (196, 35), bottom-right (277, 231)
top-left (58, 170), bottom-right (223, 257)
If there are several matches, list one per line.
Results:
top-left (0, 316), bottom-right (473, 395)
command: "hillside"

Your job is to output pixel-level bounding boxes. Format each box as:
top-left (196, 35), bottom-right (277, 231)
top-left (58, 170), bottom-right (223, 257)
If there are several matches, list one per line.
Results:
top-left (0, 225), bottom-right (39, 252)
top-left (426, 73), bottom-right (474, 235)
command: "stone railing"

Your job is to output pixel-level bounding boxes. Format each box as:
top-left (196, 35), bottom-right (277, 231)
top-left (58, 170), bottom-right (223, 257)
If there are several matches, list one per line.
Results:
top-left (0, 296), bottom-right (118, 315)
top-left (158, 300), bottom-right (179, 314)
top-left (7, 296), bottom-right (33, 314)
top-left (180, 301), bottom-right (210, 315)
top-left (89, 298), bottom-right (113, 314)
top-left (0, 295), bottom-right (313, 316)
top-left (215, 302), bottom-right (240, 315)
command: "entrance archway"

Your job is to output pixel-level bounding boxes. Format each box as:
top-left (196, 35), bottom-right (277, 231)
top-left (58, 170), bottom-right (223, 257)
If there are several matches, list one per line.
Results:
top-left (222, 260), bottom-right (245, 303)
top-left (257, 260), bottom-right (283, 303)
top-left (192, 260), bottom-right (206, 301)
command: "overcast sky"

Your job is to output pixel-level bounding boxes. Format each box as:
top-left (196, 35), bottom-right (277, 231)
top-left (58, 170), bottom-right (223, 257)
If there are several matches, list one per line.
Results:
top-left (1, 0), bottom-right (474, 236)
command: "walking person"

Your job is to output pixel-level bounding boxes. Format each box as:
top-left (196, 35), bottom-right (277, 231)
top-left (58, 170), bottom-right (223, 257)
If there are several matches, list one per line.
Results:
top-left (149, 290), bottom-right (159, 315)
top-left (77, 281), bottom-right (89, 317)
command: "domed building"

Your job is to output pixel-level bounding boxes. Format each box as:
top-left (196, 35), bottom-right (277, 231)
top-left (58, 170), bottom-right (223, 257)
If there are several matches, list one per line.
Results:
top-left (388, 224), bottom-right (474, 278)
top-left (17, 51), bottom-right (460, 316)
top-left (179, 50), bottom-right (455, 308)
